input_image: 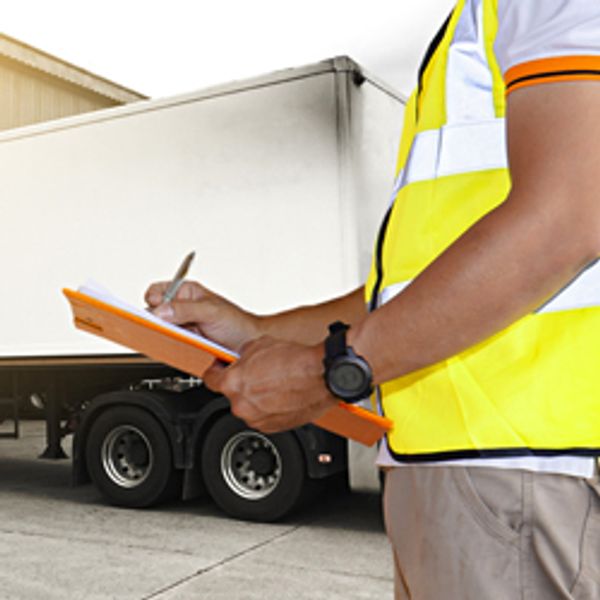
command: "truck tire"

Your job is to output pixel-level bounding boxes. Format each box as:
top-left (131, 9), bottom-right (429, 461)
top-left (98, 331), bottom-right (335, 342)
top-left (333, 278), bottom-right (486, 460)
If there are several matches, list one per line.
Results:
top-left (85, 406), bottom-right (181, 508)
top-left (201, 413), bottom-right (307, 521)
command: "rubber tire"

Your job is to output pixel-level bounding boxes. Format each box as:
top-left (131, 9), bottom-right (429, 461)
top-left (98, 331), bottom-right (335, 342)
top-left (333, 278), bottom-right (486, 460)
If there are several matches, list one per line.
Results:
top-left (85, 406), bottom-right (181, 508)
top-left (201, 413), bottom-right (307, 521)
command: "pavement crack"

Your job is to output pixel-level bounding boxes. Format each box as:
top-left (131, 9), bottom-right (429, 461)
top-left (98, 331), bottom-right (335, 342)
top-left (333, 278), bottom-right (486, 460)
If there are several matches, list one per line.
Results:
top-left (141, 524), bottom-right (303, 599)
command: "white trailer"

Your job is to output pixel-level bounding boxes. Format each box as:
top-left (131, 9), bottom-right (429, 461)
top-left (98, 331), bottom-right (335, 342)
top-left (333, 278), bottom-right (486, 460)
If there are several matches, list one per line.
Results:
top-left (0, 57), bottom-right (405, 520)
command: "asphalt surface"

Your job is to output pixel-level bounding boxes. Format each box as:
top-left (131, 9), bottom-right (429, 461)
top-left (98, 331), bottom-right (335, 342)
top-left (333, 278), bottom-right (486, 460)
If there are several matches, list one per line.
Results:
top-left (0, 421), bottom-right (393, 599)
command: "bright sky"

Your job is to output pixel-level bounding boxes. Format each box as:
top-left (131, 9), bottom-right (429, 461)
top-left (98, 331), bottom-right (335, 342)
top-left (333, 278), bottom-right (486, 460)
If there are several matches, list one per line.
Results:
top-left (3, 0), bottom-right (455, 98)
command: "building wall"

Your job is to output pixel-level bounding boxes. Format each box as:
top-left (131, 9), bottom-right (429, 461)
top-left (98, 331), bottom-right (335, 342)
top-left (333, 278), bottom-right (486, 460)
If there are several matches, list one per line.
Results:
top-left (0, 55), bottom-right (123, 131)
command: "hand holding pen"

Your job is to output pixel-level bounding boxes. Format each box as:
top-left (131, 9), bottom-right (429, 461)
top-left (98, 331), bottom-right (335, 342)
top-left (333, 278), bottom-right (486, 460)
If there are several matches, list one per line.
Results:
top-left (145, 252), bottom-right (261, 352)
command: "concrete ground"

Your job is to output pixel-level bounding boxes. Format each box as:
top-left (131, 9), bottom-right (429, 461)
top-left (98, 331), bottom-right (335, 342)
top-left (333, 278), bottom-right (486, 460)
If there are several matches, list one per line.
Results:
top-left (0, 421), bottom-right (393, 600)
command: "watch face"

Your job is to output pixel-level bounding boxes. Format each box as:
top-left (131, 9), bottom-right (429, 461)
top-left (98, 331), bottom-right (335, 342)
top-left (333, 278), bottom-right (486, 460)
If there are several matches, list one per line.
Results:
top-left (331, 362), bottom-right (367, 395)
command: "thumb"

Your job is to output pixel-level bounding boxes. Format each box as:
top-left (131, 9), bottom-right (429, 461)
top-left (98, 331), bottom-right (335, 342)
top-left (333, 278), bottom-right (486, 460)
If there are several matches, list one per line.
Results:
top-left (203, 359), bottom-right (229, 392)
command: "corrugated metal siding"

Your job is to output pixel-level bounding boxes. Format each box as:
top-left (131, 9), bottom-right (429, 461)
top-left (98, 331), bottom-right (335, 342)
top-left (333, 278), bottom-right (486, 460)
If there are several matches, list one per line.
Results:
top-left (0, 57), bottom-right (120, 131)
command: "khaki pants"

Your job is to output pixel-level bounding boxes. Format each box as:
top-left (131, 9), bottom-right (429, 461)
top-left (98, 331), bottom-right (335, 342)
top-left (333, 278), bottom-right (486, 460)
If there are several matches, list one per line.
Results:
top-left (383, 466), bottom-right (600, 599)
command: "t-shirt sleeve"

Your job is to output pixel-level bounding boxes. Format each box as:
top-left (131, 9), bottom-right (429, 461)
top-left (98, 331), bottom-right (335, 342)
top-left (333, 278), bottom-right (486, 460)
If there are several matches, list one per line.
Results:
top-left (495, 0), bottom-right (600, 94)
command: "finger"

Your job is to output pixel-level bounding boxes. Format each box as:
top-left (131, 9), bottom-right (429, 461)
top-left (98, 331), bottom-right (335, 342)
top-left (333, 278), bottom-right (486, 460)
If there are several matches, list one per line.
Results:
top-left (202, 359), bottom-right (228, 391)
top-left (230, 398), bottom-right (268, 427)
top-left (247, 414), bottom-right (299, 434)
top-left (154, 297), bottom-right (214, 326)
top-left (238, 335), bottom-right (272, 355)
top-left (145, 282), bottom-right (169, 307)
top-left (145, 280), bottom-right (210, 307)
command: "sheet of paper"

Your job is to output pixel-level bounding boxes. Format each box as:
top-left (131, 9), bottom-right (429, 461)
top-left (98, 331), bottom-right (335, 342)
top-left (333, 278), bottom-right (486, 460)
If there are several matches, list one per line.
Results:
top-left (79, 280), bottom-right (239, 361)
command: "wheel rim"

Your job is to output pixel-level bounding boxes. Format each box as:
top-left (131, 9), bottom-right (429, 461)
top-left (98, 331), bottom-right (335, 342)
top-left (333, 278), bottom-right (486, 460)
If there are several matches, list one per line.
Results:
top-left (101, 425), bottom-right (154, 488)
top-left (221, 431), bottom-right (282, 500)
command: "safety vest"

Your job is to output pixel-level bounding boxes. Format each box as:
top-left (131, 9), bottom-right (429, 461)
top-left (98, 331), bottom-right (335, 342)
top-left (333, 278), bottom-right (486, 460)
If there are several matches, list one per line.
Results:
top-left (366, 0), bottom-right (600, 461)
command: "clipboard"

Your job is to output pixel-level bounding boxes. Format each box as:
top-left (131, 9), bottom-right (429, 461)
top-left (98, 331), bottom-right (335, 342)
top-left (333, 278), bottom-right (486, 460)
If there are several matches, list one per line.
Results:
top-left (63, 286), bottom-right (392, 446)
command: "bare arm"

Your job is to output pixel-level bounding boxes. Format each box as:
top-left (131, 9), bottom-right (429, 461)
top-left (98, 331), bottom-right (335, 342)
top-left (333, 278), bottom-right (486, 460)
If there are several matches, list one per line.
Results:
top-left (350, 82), bottom-right (600, 383)
top-left (257, 286), bottom-right (366, 344)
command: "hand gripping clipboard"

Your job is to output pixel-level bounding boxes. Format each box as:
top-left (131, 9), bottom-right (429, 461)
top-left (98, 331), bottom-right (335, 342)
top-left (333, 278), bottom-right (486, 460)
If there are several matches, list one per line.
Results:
top-left (63, 287), bottom-right (392, 446)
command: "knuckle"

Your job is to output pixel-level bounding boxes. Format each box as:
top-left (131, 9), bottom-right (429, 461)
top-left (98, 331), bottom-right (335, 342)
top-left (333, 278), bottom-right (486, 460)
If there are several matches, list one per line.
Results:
top-left (230, 400), bottom-right (250, 422)
top-left (229, 402), bottom-right (242, 419)
top-left (145, 282), bottom-right (166, 304)
top-left (221, 373), bottom-right (242, 400)
top-left (241, 336), bottom-right (265, 354)
top-left (179, 281), bottom-right (201, 300)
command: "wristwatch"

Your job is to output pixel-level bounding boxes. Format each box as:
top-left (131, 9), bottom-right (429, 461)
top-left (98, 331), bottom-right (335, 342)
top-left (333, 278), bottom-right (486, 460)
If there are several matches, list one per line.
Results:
top-left (323, 321), bottom-right (373, 403)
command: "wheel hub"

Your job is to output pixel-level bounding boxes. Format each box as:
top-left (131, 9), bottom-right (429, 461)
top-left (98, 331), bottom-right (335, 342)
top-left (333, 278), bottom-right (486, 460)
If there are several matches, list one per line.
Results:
top-left (249, 449), bottom-right (277, 476)
top-left (221, 431), bottom-right (282, 500)
top-left (101, 425), bottom-right (154, 488)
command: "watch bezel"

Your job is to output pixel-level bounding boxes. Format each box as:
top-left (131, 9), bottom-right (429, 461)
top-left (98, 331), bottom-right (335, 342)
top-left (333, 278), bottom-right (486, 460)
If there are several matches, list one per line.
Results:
top-left (324, 348), bottom-right (373, 403)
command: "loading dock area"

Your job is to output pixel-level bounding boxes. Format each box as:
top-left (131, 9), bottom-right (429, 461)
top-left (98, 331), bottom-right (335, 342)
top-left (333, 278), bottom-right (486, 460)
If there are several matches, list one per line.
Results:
top-left (0, 421), bottom-right (392, 599)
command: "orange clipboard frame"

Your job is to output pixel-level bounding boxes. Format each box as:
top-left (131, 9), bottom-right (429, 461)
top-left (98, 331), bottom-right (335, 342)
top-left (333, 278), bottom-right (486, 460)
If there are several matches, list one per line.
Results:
top-left (63, 288), bottom-right (392, 446)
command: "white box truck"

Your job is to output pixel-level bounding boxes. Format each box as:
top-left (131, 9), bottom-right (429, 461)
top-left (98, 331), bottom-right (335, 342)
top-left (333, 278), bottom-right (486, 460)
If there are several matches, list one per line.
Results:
top-left (0, 57), bottom-right (405, 520)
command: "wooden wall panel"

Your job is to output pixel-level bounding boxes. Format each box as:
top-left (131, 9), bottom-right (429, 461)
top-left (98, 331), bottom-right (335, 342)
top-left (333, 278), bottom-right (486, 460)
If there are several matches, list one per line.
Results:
top-left (0, 58), bottom-right (119, 131)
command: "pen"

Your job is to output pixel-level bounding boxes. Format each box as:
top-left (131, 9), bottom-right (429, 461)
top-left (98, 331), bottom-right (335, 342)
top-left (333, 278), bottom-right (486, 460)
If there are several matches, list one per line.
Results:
top-left (162, 251), bottom-right (195, 304)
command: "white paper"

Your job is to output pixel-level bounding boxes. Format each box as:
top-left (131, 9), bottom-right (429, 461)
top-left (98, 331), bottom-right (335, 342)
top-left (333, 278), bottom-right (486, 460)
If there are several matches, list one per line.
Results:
top-left (79, 280), bottom-right (239, 360)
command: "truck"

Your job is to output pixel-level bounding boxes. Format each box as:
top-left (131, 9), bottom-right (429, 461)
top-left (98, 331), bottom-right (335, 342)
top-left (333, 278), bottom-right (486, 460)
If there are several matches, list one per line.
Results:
top-left (0, 57), bottom-right (405, 521)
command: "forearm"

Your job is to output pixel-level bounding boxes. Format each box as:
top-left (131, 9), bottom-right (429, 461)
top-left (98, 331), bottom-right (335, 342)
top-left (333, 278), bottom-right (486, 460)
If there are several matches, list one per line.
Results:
top-left (256, 286), bottom-right (366, 345)
top-left (350, 194), bottom-right (598, 385)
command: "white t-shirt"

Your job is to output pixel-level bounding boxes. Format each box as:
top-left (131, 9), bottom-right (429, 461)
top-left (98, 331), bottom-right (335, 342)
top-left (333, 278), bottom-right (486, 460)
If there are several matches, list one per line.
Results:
top-left (496, 0), bottom-right (600, 94)
top-left (379, 0), bottom-right (600, 478)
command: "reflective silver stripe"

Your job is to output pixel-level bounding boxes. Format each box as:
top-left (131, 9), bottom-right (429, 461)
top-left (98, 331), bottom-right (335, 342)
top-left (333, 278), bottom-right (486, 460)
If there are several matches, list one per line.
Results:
top-left (377, 260), bottom-right (600, 314)
top-left (393, 118), bottom-right (507, 193)
top-left (390, 0), bottom-right (503, 196)
top-left (446, 0), bottom-right (496, 123)
top-left (380, 281), bottom-right (410, 306)
top-left (538, 260), bottom-right (600, 314)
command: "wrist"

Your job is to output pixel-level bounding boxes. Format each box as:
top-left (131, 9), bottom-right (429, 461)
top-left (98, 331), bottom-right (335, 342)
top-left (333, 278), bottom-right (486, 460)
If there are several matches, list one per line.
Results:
top-left (306, 342), bottom-right (340, 405)
top-left (345, 319), bottom-right (365, 354)
top-left (247, 313), bottom-right (271, 341)
top-left (346, 321), bottom-right (373, 375)
top-left (323, 321), bottom-right (373, 403)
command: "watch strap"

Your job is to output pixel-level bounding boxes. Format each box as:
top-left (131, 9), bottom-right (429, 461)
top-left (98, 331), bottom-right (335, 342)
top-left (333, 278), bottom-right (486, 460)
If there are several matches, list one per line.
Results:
top-left (324, 321), bottom-right (350, 366)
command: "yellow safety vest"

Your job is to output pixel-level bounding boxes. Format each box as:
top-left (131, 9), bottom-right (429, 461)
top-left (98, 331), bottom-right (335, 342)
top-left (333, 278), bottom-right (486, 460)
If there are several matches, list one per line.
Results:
top-left (366, 0), bottom-right (600, 461)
